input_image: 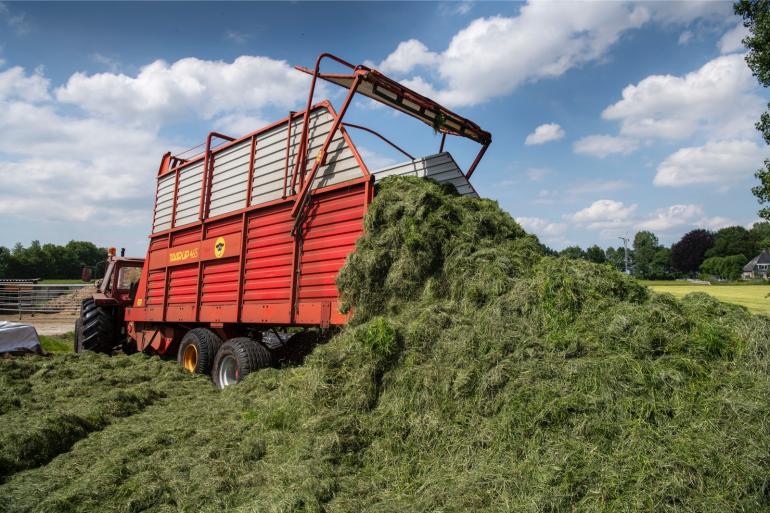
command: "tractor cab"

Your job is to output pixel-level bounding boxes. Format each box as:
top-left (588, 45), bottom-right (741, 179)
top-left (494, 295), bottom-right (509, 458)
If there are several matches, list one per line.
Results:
top-left (94, 248), bottom-right (144, 306)
top-left (74, 248), bottom-right (144, 353)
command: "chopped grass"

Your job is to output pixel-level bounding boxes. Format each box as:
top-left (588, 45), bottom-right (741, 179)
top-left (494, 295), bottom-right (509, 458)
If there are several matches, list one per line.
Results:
top-left (0, 177), bottom-right (769, 513)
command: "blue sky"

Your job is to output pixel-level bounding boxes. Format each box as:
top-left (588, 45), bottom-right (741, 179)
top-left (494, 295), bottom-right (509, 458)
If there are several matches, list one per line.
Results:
top-left (0, 1), bottom-right (765, 255)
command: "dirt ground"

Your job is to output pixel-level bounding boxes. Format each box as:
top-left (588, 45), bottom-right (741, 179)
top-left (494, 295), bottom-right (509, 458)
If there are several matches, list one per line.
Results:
top-left (0, 314), bottom-right (75, 335)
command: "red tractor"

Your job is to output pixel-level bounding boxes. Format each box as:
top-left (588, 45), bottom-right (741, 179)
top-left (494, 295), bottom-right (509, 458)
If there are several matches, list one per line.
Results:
top-left (75, 53), bottom-right (491, 388)
top-left (75, 248), bottom-right (143, 353)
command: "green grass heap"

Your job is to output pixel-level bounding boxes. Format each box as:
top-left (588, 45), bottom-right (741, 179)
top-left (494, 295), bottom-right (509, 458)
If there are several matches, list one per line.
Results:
top-left (1, 177), bottom-right (769, 513)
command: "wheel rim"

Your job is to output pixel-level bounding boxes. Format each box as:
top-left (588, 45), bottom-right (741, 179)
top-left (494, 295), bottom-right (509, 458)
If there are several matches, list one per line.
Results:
top-left (182, 344), bottom-right (198, 373)
top-left (218, 355), bottom-right (239, 388)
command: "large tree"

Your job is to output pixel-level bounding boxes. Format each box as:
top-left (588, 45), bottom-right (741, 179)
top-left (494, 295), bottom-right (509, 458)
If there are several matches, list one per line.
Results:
top-left (749, 220), bottom-right (770, 249)
top-left (585, 245), bottom-right (606, 264)
top-left (735, 0), bottom-right (770, 219)
top-left (670, 229), bottom-right (715, 274)
top-left (706, 226), bottom-right (758, 259)
top-left (560, 246), bottom-right (587, 260)
top-left (605, 246), bottom-right (629, 272)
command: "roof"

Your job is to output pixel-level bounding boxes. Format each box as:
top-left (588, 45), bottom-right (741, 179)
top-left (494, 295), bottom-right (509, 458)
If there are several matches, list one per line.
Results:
top-left (743, 250), bottom-right (770, 271)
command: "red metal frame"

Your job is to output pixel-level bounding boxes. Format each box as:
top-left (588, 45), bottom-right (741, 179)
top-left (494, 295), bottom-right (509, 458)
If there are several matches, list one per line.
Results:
top-left (342, 122), bottom-right (414, 161)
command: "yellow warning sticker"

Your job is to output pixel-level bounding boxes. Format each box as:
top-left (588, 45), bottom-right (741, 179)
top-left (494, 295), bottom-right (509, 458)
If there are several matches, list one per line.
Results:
top-left (214, 237), bottom-right (226, 258)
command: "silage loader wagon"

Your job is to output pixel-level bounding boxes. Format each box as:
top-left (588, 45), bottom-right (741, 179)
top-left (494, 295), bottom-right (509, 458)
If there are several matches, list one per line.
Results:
top-left (75, 53), bottom-right (491, 388)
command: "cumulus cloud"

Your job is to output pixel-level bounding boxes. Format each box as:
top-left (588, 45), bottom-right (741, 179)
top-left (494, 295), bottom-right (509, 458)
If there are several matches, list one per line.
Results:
top-left (567, 199), bottom-right (638, 230)
top-left (376, 40), bottom-right (440, 75)
top-left (371, 1), bottom-right (727, 107)
top-left (697, 216), bottom-right (735, 231)
top-left (214, 113), bottom-right (269, 136)
top-left (573, 134), bottom-right (638, 158)
top-left (719, 22), bottom-right (749, 54)
top-left (0, 54), bottom-right (313, 230)
top-left (56, 55), bottom-right (309, 127)
top-left (566, 199), bottom-right (734, 239)
top-left (525, 123), bottom-right (564, 145)
top-left (516, 216), bottom-right (567, 239)
top-left (654, 139), bottom-right (768, 187)
top-left (0, 66), bottom-right (50, 102)
top-left (636, 204), bottom-right (704, 231)
top-left (602, 54), bottom-right (762, 141)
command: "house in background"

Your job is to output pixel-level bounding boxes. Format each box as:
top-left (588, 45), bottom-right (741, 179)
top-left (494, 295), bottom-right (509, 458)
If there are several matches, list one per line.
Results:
top-left (742, 250), bottom-right (770, 279)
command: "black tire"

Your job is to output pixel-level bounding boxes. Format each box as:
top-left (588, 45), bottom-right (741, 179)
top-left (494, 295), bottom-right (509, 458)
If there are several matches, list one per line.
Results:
top-left (77, 298), bottom-right (115, 354)
top-left (212, 337), bottom-right (273, 389)
top-left (177, 328), bottom-right (222, 375)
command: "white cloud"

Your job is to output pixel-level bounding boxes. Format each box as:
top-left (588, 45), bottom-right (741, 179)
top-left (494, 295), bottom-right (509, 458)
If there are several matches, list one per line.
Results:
top-left (0, 2), bottom-right (31, 35)
top-left (573, 134), bottom-right (638, 158)
top-left (516, 216), bottom-right (567, 238)
top-left (567, 199), bottom-right (637, 230)
top-left (602, 53), bottom-right (762, 140)
top-left (372, 1), bottom-right (726, 107)
top-left (439, 2), bottom-right (473, 16)
top-left (0, 66), bottom-right (50, 102)
top-left (225, 30), bottom-right (250, 44)
top-left (377, 39), bottom-right (440, 74)
top-left (56, 55), bottom-right (309, 127)
top-left (0, 54), bottom-right (313, 230)
top-left (636, 204), bottom-right (704, 231)
top-left (525, 123), bottom-right (564, 145)
top-left (526, 167), bottom-right (550, 181)
top-left (698, 216), bottom-right (735, 231)
top-left (214, 113), bottom-right (268, 135)
top-left (357, 146), bottom-right (398, 171)
top-left (654, 139), bottom-right (767, 187)
top-left (91, 53), bottom-right (120, 72)
top-left (719, 22), bottom-right (749, 54)
top-left (678, 30), bottom-right (693, 45)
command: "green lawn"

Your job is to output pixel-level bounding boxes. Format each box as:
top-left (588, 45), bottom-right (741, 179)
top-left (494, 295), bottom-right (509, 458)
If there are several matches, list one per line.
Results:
top-left (644, 282), bottom-right (770, 315)
top-left (39, 332), bottom-right (74, 353)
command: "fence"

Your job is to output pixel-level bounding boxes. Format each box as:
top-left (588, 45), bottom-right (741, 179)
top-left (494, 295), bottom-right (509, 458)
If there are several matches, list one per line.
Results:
top-left (0, 283), bottom-right (95, 318)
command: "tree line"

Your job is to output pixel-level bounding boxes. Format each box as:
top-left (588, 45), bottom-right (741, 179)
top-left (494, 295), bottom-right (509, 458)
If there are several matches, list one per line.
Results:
top-left (0, 241), bottom-right (106, 280)
top-left (545, 222), bottom-right (770, 281)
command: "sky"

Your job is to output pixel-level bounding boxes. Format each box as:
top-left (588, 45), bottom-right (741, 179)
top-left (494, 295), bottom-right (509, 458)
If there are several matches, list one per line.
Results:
top-left (0, 0), bottom-right (766, 255)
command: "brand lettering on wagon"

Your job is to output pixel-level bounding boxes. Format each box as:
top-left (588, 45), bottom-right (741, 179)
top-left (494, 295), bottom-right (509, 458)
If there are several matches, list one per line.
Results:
top-left (169, 247), bottom-right (199, 263)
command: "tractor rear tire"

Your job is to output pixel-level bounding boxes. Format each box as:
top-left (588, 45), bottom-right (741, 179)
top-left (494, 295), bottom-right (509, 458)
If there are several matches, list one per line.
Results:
top-left (177, 328), bottom-right (222, 375)
top-left (77, 298), bottom-right (116, 354)
top-left (213, 337), bottom-right (273, 389)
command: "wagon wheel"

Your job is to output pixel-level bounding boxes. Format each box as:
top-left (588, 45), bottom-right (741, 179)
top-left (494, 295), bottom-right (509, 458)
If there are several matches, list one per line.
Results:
top-left (213, 337), bottom-right (273, 389)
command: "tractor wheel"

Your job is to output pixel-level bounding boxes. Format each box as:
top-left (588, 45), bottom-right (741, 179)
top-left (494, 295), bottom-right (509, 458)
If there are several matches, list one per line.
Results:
top-left (213, 337), bottom-right (273, 389)
top-left (77, 298), bottom-right (116, 354)
top-left (177, 328), bottom-right (222, 375)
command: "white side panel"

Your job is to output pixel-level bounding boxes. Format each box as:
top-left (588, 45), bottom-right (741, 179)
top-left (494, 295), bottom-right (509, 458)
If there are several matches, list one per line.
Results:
top-left (150, 106), bottom-right (365, 230)
top-left (152, 173), bottom-right (175, 233)
top-left (371, 152), bottom-right (478, 197)
top-left (209, 139), bottom-right (251, 218)
top-left (250, 108), bottom-right (363, 206)
top-left (174, 161), bottom-right (204, 227)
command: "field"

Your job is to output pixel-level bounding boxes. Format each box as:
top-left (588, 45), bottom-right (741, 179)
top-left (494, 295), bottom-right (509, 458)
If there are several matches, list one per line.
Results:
top-left (644, 282), bottom-right (770, 315)
top-left (1, 179), bottom-right (770, 513)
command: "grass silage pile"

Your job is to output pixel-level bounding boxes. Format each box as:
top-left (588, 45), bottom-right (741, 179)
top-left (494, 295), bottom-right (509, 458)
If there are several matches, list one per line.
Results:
top-left (1, 176), bottom-right (770, 513)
